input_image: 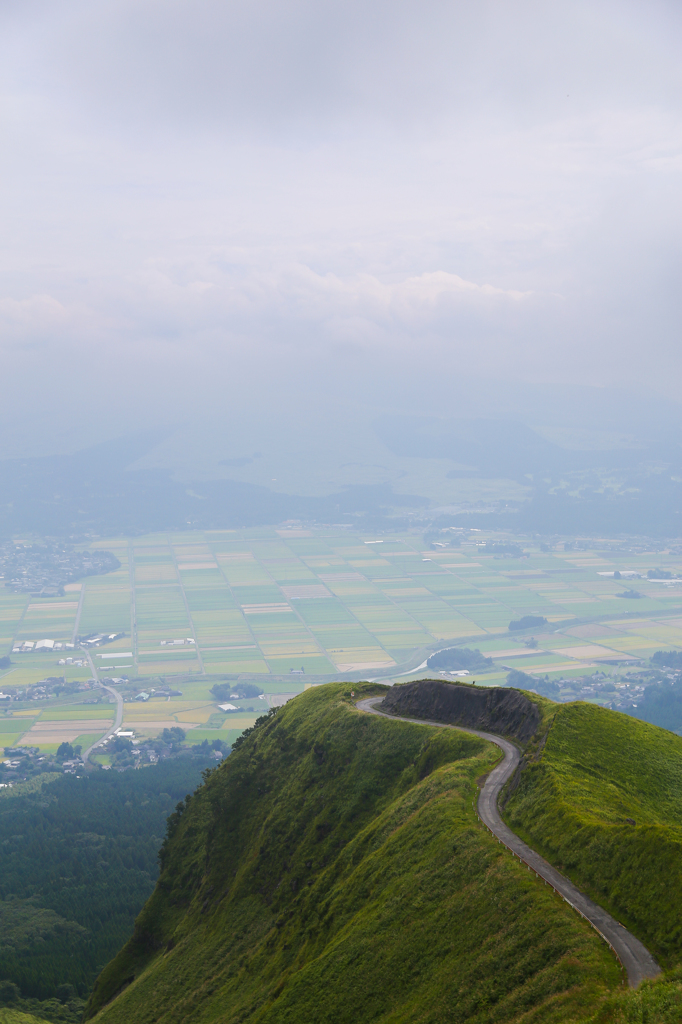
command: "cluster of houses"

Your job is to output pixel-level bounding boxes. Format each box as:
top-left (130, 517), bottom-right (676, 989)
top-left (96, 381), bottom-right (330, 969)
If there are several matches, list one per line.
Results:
top-left (12, 633), bottom-right (125, 653)
top-left (10, 631), bottom-right (125, 664)
top-left (12, 639), bottom-right (75, 653)
top-left (133, 687), bottom-right (183, 702)
top-left (80, 632), bottom-right (125, 647)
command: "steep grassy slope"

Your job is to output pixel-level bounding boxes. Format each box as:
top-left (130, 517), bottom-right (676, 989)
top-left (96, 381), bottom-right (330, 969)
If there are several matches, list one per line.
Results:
top-left (589, 967), bottom-right (682, 1023)
top-left (86, 683), bottom-right (624, 1024)
top-left (0, 1011), bottom-right (48, 1024)
top-left (504, 701), bottom-right (682, 967)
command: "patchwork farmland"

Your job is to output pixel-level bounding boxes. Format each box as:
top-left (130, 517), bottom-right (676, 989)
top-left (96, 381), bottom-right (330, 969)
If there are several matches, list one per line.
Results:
top-left (5, 526), bottom-right (682, 751)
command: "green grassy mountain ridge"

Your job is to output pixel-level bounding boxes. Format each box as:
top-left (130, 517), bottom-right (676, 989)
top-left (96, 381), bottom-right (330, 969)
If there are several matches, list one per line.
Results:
top-left (85, 683), bottom-right (682, 1024)
top-left (504, 701), bottom-right (682, 967)
top-left (382, 678), bottom-right (682, 969)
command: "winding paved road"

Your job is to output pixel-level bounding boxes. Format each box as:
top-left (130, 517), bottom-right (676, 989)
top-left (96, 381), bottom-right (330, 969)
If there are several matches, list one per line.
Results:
top-left (357, 696), bottom-right (661, 989)
top-left (82, 683), bottom-right (124, 759)
top-left (82, 651), bottom-right (124, 760)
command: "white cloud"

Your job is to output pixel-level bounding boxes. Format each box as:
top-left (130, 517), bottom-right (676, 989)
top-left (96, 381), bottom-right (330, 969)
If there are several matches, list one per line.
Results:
top-left (0, 0), bottom-right (681, 447)
top-left (0, 294), bottom-right (69, 328)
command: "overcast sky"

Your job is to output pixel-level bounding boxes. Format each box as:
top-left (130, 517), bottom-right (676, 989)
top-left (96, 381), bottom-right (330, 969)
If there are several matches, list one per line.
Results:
top-left (1, 0), bottom-right (682, 456)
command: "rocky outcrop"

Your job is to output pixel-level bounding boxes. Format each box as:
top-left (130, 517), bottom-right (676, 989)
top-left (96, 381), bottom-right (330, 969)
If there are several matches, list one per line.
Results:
top-left (381, 680), bottom-right (541, 745)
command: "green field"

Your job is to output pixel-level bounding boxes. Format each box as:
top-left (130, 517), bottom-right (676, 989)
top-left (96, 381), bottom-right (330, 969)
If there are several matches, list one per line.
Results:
top-left (5, 528), bottom-right (682, 748)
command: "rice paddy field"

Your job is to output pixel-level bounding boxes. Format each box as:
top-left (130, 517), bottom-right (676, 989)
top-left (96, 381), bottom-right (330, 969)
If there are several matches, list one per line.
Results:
top-left (4, 526), bottom-right (682, 751)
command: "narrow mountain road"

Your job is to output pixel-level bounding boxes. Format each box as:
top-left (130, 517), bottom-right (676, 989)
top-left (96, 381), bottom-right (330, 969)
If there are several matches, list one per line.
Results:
top-left (357, 696), bottom-right (662, 989)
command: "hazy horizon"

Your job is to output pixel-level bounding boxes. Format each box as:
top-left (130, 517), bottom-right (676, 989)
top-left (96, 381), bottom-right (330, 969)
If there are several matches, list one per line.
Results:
top-left (2, 0), bottom-right (682, 531)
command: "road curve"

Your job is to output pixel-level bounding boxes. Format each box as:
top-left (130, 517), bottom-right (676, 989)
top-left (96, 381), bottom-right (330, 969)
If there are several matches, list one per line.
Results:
top-left (357, 696), bottom-right (662, 989)
top-left (82, 685), bottom-right (124, 759)
top-left (83, 650), bottom-right (124, 759)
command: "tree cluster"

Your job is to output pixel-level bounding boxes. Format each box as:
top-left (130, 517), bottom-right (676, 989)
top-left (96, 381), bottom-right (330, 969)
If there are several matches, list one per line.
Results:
top-left (210, 681), bottom-right (263, 701)
top-left (426, 647), bottom-right (493, 673)
top-left (508, 615), bottom-right (547, 631)
top-left (0, 757), bottom-right (215, 1004)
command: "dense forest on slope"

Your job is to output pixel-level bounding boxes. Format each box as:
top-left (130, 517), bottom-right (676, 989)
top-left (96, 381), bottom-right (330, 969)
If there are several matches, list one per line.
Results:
top-left (85, 683), bottom-right (633, 1024)
top-left (504, 702), bottom-right (682, 967)
top-left (0, 759), bottom-right (214, 1006)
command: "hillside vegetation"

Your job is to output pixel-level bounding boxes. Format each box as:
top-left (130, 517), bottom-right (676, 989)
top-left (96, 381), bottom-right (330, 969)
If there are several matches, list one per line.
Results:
top-left (0, 758), bottom-right (214, 1005)
top-left (86, 683), bottom-right (631, 1024)
top-left (0, 1011), bottom-right (49, 1024)
top-left (504, 701), bottom-right (682, 967)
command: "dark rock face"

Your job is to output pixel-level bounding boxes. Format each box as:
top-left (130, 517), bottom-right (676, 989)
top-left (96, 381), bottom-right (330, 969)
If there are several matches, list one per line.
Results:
top-left (381, 680), bottom-right (541, 744)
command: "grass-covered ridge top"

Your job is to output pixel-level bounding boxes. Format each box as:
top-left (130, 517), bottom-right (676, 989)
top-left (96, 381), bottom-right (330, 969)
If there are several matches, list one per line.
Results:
top-left (85, 681), bottom-right (643, 1024)
top-left (505, 700), bottom-right (682, 967)
top-left (381, 678), bottom-right (555, 747)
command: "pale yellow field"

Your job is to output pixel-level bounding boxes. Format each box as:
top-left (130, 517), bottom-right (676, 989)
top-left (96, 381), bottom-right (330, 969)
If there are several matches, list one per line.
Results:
top-left (125, 720), bottom-right (200, 732)
top-left (431, 623), bottom-right (491, 639)
top-left (174, 709), bottom-right (214, 724)
top-left (552, 645), bottom-right (627, 659)
top-left (21, 720), bottom-right (111, 744)
top-left (220, 715), bottom-right (260, 730)
top-left (27, 601), bottom-right (79, 612)
top-left (135, 661), bottom-right (200, 674)
top-left (122, 701), bottom-right (210, 717)
top-left (566, 624), bottom-right (623, 638)
top-left (258, 644), bottom-right (320, 657)
top-left (135, 566), bottom-right (178, 582)
top-left (381, 588), bottom-right (431, 596)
